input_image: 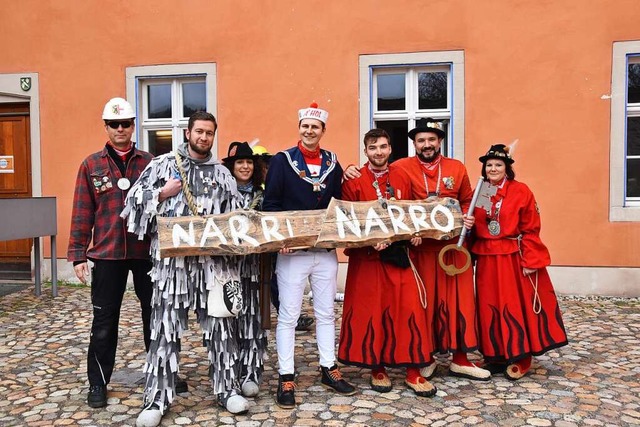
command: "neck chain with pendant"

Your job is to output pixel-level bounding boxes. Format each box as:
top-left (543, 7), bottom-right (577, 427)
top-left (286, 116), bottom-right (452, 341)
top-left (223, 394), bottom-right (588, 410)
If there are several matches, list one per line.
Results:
top-left (369, 166), bottom-right (394, 207)
top-left (487, 197), bottom-right (504, 236)
top-left (486, 198), bottom-right (503, 236)
top-left (485, 179), bottom-right (507, 236)
top-left (422, 163), bottom-right (442, 197)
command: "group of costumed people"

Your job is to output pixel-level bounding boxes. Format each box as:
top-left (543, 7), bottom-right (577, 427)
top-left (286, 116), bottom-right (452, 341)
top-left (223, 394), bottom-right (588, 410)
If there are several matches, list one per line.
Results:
top-left (80, 98), bottom-right (567, 427)
top-left (338, 119), bottom-right (568, 396)
top-left (122, 103), bottom-right (356, 427)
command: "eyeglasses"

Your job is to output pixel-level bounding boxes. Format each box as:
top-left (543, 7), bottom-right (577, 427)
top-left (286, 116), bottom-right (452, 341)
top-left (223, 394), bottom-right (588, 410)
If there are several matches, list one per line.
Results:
top-left (106, 121), bottom-right (133, 129)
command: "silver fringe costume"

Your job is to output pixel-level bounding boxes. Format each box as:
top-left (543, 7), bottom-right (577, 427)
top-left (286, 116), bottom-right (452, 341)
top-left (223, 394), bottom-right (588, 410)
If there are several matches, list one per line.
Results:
top-left (236, 185), bottom-right (268, 389)
top-left (121, 143), bottom-right (245, 411)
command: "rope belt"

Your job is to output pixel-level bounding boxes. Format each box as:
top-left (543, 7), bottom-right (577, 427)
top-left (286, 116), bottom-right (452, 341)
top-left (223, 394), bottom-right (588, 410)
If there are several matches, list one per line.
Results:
top-left (507, 235), bottom-right (541, 315)
top-left (407, 248), bottom-right (427, 309)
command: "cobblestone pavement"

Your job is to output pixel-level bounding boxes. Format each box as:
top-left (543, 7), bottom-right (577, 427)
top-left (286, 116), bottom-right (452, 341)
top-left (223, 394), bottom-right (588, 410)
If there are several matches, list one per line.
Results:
top-left (0, 287), bottom-right (639, 427)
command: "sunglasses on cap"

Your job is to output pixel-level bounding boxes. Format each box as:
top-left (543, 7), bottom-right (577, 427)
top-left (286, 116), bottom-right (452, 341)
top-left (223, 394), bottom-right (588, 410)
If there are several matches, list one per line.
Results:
top-left (106, 121), bottom-right (133, 129)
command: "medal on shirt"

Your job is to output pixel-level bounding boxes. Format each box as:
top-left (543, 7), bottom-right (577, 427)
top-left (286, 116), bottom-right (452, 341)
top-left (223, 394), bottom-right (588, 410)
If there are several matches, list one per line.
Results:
top-left (312, 178), bottom-right (321, 192)
top-left (486, 199), bottom-right (503, 236)
top-left (117, 177), bottom-right (131, 190)
top-left (370, 166), bottom-right (392, 207)
top-left (387, 184), bottom-right (396, 200)
top-left (488, 220), bottom-right (501, 236)
top-left (372, 180), bottom-right (388, 209)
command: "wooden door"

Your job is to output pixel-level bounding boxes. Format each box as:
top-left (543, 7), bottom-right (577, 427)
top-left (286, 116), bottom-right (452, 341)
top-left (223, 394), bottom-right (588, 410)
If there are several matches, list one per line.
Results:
top-left (0, 103), bottom-right (32, 280)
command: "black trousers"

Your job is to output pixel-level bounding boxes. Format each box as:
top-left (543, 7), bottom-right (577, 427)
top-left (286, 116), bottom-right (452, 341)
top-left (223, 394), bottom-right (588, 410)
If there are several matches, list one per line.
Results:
top-left (87, 259), bottom-right (152, 386)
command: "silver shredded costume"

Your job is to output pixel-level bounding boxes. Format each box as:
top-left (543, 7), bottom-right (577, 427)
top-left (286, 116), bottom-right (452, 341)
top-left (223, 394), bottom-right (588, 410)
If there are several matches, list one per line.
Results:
top-left (121, 143), bottom-right (262, 411)
top-left (236, 184), bottom-right (268, 390)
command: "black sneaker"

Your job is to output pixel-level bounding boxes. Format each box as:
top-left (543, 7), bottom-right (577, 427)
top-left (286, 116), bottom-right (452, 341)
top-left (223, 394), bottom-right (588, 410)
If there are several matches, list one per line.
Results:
top-left (276, 374), bottom-right (296, 409)
top-left (320, 365), bottom-right (356, 396)
top-left (295, 315), bottom-right (314, 331)
top-left (87, 385), bottom-right (107, 408)
top-left (175, 375), bottom-right (188, 394)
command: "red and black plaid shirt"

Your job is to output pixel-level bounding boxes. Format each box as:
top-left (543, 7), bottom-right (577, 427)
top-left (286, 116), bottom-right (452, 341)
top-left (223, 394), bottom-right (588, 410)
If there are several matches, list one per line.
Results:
top-left (67, 144), bottom-right (154, 263)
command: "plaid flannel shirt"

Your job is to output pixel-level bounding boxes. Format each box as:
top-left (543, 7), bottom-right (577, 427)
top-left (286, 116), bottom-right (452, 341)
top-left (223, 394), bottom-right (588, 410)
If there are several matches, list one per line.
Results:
top-left (67, 144), bottom-right (154, 263)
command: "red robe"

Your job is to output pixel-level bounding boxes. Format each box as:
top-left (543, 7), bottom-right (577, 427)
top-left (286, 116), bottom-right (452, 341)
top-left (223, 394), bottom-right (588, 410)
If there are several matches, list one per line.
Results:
top-left (471, 179), bottom-right (568, 363)
top-left (393, 155), bottom-right (479, 354)
top-left (337, 163), bottom-right (435, 368)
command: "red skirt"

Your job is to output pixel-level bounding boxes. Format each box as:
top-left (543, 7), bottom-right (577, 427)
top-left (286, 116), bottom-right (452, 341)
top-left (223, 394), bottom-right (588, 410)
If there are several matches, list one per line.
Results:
top-left (475, 253), bottom-right (568, 363)
top-left (338, 249), bottom-right (435, 368)
top-left (410, 243), bottom-right (480, 354)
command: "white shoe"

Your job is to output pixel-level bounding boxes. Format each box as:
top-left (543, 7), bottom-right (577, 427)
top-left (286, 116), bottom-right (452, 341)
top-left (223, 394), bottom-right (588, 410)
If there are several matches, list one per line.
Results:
top-left (225, 394), bottom-right (249, 414)
top-left (241, 380), bottom-right (259, 397)
top-left (135, 404), bottom-right (163, 427)
top-left (420, 363), bottom-right (437, 380)
top-left (449, 362), bottom-right (491, 381)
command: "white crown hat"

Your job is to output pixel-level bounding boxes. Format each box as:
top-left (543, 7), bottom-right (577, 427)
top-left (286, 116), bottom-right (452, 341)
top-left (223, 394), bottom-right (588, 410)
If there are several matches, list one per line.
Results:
top-left (298, 102), bottom-right (328, 124)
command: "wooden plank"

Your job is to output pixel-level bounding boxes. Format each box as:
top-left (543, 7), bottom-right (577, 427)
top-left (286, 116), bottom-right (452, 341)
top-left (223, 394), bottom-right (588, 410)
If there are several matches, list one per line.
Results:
top-left (315, 197), bottom-right (463, 248)
top-left (158, 209), bottom-right (326, 257)
top-left (157, 197), bottom-right (463, 257)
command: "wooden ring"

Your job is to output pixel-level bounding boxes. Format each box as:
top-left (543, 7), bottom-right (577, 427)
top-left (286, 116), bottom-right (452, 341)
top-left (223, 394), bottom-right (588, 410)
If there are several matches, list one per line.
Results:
top-left (437, 244), bottom-right (472, 276)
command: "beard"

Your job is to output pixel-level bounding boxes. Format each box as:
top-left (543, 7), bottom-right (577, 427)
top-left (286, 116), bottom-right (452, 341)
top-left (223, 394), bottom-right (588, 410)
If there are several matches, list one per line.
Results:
top-left (189, 139), bottom-right (211, 156)
top-left (417, 148), bottom-right (440, 163)
top-left (369, 156), bottom-right (389, 169)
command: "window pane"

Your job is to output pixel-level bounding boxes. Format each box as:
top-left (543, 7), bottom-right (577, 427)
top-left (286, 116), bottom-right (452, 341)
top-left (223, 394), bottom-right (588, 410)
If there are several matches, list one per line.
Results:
top-left (418, 72), bottom-right (447, 109)
top-left (375, 120), bottom-right (409, 161)
top-left (627, 158), bottom-right (640, 198)
top-left (148, 84), bottom-right (172, 119)
top-left (377, 74), bottom-right (405, 111)
top-left (183, 82), bottom-right (206, 117)
top-left (628, 116), bottom-right (640, 156)
top-left (628, 63), bottom-right (640, 104)
top-left (148, 129), bottom-right (173, 156)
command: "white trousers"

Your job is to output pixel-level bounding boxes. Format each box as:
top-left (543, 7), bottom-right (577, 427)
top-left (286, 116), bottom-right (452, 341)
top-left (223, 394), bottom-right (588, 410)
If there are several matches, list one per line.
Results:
top-left (275, 250), bottom-right (338, 375)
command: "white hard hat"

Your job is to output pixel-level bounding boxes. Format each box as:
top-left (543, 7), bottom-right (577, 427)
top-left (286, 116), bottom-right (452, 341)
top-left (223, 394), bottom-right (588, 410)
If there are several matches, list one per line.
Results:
top-left (102, 97), bottom-right (135, 120)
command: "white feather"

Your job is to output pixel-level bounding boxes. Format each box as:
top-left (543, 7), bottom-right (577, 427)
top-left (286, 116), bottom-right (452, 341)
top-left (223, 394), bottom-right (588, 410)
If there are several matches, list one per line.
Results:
top-left (507, 139), bottom-right (519, 158)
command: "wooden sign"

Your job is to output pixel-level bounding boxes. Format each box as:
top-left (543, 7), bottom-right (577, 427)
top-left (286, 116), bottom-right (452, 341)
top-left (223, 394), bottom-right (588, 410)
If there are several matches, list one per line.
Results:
top-left (157, 197), bottom-right (463, 257)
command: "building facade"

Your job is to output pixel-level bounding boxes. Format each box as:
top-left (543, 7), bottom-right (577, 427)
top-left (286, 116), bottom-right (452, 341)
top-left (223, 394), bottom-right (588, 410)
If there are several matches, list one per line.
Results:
top-left (1, 0), bottom-right (639, 295)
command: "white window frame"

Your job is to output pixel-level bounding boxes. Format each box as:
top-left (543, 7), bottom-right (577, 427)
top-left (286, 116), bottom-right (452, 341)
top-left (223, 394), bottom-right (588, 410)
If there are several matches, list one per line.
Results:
top-left (140, 76), bottom-right (206, 150)
top-left (625, 56), bottom-right (640, 205)
top-left (610, 42), bottom-right (640, 221)
top-left (359, 51), bottom-right (464, 165)
top-left (125, 63), bottom-right (217, 154)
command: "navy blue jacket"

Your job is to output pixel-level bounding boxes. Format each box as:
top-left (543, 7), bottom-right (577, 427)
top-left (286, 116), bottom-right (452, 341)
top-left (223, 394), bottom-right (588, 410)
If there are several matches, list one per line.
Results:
top-left (262, 145), bottom-right (343, 212)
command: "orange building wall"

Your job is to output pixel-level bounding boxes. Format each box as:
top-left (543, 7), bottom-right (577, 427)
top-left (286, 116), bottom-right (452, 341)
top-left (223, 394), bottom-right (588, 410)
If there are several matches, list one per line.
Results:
top-left (1, 0), bottom-right (639, 267)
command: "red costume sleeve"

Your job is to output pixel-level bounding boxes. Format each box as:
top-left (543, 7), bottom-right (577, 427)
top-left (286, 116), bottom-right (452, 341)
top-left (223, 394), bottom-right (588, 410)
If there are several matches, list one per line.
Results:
top-left (341, 170), bottom-right (361, 202)
top-left (518, 184), bottom-right (551, 269)
top-left (458, 167), bottom-right (473, 213)
top-left (391, 158), bottom-right (424, 200)
top-left (389, 164), bottom-right (412, 201)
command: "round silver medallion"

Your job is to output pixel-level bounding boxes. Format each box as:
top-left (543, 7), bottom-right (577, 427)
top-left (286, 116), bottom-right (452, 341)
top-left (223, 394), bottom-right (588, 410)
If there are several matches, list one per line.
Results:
top-left (117, 177), bottom-right (131, 190)
top-left (488, 220), bottom-right (501, 236)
